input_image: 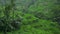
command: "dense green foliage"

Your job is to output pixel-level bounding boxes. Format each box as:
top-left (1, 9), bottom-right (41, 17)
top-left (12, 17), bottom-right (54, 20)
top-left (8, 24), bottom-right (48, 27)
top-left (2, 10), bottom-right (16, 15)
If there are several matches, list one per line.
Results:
top-left (0, 0), bottom-right (60, 34)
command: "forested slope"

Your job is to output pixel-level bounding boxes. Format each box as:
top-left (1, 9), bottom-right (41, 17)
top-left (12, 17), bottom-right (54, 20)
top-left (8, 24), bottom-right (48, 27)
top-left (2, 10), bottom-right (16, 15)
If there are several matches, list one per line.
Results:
top-left (0, 0), bottom-right (60, 34)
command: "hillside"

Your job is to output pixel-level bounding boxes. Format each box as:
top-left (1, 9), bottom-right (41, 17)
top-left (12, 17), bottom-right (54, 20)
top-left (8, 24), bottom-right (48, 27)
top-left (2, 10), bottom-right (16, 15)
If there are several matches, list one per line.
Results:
top-left (0, 0), bottom-right (60, 34)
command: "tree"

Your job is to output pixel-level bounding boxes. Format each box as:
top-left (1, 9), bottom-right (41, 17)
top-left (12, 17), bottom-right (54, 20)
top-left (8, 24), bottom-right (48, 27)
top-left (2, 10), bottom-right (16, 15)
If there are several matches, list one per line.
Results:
top-left (0, 0), bottom-right (21, 34)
